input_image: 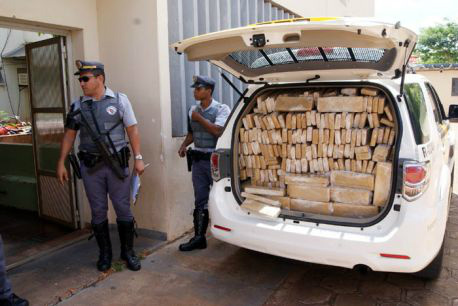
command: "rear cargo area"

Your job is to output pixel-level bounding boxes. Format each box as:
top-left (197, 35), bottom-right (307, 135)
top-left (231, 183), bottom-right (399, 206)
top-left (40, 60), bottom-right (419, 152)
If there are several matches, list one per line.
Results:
top-left (235, 85), bottom-right (397, 222)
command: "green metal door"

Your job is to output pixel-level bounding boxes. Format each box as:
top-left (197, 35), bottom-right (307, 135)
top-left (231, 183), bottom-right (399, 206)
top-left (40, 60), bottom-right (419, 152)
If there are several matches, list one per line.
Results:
top-left (26, 36), bottom-right (77, 229)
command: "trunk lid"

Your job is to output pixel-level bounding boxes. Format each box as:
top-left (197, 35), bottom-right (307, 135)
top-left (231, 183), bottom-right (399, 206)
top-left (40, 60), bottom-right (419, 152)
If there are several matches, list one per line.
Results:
top-left (171, 17), bottom-right (417, 83)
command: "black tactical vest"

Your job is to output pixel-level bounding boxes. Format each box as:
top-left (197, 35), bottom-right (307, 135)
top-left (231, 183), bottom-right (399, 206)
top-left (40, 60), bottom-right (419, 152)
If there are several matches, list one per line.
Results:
top-left (78, 93), bottom-right (127, 153)
top-left (190, 104), bottom-right (219, 149)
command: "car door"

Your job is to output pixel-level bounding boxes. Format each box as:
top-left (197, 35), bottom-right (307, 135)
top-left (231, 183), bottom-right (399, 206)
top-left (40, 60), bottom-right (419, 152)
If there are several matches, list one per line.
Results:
top-left (424, 82), bottom-right (451, 169)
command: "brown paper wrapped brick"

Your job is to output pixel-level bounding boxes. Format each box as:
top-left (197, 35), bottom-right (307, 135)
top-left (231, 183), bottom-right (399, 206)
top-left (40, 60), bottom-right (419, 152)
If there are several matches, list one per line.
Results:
top-left (287, 184), bottom-right (331, 202)
top-left (373, 162), bottom-right (392, 206)
top-left (275, 96), bottom-right (314, 112)
top-left (332, 203), bottom-right (379, 218)
top-left (241, 200), bottom-right (281, 218)
top-left (331, 187), bottom-right (373, 205)
top-left (361, 88), bottom-right (378, 96)
top-left (317, 96), bottom-right (365, 113)
top-left (290, 199), bottom-right (332, 215)
top-left (330, 170), bottom-right (375, 190)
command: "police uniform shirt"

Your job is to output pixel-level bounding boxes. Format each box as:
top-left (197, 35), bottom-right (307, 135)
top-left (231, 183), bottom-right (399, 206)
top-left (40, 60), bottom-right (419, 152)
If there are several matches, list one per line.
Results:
top-left (66, 87), bottom-right (138, 130)
top-left (188, 99), bottom-right (231, 153)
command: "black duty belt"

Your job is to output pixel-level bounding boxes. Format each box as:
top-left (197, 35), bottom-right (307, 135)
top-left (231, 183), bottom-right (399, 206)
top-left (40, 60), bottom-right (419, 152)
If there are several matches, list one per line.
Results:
top-left (190, 150), bottom-right (212, 161)
top-left (78, 146), bottom-right (130, 169)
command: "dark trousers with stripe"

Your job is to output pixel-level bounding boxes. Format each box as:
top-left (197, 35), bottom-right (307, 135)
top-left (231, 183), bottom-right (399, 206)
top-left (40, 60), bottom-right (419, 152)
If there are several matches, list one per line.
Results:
top-left (192, 159), bottom-right (212, 210)
top-left (81, 163), bottom-right (133, 225)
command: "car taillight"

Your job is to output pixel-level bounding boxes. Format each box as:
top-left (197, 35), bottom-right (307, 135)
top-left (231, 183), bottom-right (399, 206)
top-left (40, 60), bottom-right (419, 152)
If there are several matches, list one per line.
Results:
top-left (402, 162), bottom-right (430, 201)
top-left (211, 152), bottom-right (220, 181)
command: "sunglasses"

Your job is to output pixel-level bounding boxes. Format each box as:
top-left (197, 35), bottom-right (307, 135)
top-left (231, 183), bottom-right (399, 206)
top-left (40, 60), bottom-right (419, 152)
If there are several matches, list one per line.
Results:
top-left (78, 75), bottom-right (95, 83)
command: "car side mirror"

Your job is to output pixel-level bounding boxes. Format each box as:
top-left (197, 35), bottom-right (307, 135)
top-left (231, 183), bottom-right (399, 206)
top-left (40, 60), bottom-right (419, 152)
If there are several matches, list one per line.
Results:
top-left (448, 105), bottom-right (458, 123)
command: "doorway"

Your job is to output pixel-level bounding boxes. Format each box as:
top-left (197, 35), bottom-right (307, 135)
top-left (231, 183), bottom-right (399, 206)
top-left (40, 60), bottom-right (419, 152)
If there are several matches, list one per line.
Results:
top-left (0, 27), bottom-right (81, 268)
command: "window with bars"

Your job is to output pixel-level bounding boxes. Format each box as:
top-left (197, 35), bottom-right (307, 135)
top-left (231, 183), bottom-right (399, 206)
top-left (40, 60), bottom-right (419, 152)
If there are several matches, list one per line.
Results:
top-left (230, 47), bottom-right (387, 69)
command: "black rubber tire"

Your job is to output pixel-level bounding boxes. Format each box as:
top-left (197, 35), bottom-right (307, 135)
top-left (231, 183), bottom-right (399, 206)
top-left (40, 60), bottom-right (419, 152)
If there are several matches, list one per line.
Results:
top-left (415, 241), bottom-right (444, 280)
top-left (416, 169), bottom-right (454, 280)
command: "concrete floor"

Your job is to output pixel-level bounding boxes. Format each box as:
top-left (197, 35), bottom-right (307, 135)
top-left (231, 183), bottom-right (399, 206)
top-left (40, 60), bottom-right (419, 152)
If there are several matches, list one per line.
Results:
top-left (7, 229), bottom-right (164, 306)
top-left (7, 196), bottom-right (457, 306)
top-left (0, 206), bottom-right (72, 267)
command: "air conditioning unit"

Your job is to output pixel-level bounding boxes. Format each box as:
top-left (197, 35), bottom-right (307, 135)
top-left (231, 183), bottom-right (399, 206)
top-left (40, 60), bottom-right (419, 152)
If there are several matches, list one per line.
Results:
top-left (17, 68), bottom-right (28, 86)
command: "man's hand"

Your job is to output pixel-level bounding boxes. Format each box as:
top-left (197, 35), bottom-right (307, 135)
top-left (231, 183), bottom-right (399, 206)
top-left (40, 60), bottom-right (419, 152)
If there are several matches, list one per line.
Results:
top-left (57, 161), bottom-right (69, 185)
top-left (191, 111), bottom-right (203, 122)
top-left (178, 145), bottom-right (187, 158)
top-left (134, 159), bottom-right (145, 175)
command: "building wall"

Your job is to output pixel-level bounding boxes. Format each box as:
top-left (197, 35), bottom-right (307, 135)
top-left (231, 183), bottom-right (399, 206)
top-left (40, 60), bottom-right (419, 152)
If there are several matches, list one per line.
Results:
top-left (95, 0), bottom-right (169, 238)
top-left (416, 70), bottom-right (458, 112)
top-left (272, 0), bottom-right (375, 17)
top-left (0, 0), bottom-right (379, 241)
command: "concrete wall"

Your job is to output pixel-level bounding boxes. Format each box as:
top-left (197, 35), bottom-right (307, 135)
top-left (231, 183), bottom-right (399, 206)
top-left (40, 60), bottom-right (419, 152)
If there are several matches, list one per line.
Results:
top-left (0, 0), bottom-right (379, 241)
top-left (416, 70), bottom-right (458, 112)
top-left (95, 0), bottom-right (172, 239)
top-left (272, 0), bottom-right (375, 17)
top-left (0, 0), bottom-right (99, 60)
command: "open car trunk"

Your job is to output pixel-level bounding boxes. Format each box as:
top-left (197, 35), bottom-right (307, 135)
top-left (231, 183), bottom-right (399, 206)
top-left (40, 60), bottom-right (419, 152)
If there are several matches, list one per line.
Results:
top-left (171, 18), bottom-right (412, 225)
top-left (233, 83), bottom-right (399, 224)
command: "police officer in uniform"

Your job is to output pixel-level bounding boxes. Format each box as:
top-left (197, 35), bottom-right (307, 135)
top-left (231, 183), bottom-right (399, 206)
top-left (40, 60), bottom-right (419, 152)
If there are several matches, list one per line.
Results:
top-left (0, 236), bottom-right (28, 306)
top-left (178, 76), bottom-right (231, 251)
top-left (57, 60), bottom-right (145, 272)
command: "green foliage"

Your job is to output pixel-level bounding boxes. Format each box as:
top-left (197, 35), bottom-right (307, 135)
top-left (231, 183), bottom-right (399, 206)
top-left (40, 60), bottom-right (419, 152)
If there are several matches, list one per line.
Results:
top-left (111, 261), bottom-right (125, 272)
top-left (416, 21), bottom-right (458, 64)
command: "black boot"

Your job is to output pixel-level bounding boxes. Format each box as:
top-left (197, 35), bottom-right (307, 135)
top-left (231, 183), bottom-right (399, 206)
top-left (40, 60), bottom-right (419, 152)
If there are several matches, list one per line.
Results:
top-left (117, 220), bottom-right (141, 271)
top-left (179, 209), bottom-right (209, 251)
top-left (0, 294), bottom-right (29, 306)
top-left (92, 220), bottom-right (112, 272)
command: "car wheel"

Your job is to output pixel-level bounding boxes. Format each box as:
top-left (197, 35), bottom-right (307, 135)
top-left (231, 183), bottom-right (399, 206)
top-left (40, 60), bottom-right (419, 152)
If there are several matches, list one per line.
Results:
top-left (415, 241), bottom-right (444, 280)
top-left (416, 173), bottom-right (452, 280)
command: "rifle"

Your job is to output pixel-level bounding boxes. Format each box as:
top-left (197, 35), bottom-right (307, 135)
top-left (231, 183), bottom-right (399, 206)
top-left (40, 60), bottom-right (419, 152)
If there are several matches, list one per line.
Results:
top-left (68, 108), bottom-right (127, 180)
top-left (68, 153), bottom-right (82, 179)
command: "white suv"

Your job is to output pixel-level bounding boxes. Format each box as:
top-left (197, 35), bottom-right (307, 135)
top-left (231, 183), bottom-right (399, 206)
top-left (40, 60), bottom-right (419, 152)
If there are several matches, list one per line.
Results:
top-left (172, 18), bottom-right (456, 279)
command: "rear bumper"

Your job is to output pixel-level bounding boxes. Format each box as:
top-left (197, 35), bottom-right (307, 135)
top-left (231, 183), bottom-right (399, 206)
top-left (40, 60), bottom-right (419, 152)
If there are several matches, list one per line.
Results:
top-left (209, 181), bottom-right (447, 273)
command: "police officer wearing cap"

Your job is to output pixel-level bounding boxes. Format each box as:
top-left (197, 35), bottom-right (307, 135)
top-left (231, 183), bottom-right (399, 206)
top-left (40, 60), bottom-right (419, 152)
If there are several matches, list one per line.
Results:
top-left (178, 76), bottom-right (231, 251)
top-left (57, 60), bottom-right (145, 272)
top-left (0, 236), bottom-right (28, 306)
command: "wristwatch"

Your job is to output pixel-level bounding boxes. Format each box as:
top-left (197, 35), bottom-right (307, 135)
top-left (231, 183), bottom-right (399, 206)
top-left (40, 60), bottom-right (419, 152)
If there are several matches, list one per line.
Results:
top-left (134, 154), bottom-right (143, 160)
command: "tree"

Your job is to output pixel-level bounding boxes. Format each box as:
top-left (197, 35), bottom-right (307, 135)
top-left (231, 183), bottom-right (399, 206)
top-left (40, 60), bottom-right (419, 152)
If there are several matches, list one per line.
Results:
top-left (416, 20), bottom-right (458, 64)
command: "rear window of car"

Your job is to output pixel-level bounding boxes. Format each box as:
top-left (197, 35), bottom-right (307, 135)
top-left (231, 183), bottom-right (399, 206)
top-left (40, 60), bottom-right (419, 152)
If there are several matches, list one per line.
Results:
top-left (404, 83), bottom-right (430, 144)
top-left (230, 47), bottom-right (387, 69)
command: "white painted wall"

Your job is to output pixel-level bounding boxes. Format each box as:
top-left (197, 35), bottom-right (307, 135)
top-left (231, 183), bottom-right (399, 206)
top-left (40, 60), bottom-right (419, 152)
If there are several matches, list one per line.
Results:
top-left (416, 70), bottom-right (458, 111)
top-left (96, 0), bottom-right (196, 239)
top-left (273, 0), bottom-right (375, 17)
top-left (0, 0), bottom-right (379, 240)
top-left (95, 0), bottom-right (172, 238)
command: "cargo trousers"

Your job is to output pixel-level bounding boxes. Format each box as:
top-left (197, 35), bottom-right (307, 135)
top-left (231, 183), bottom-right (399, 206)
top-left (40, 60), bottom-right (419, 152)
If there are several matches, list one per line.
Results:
top-left (81, 163), bottom-right (133, 225)
top-left (192, 159), bottom-right (213, 210)
top-left (0, 235), bottom-right (12, 300)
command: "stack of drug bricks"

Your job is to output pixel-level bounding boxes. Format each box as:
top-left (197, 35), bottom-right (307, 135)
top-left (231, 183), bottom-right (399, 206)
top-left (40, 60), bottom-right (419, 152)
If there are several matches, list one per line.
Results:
top-left (238, 87), bottom-right (395, 218)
